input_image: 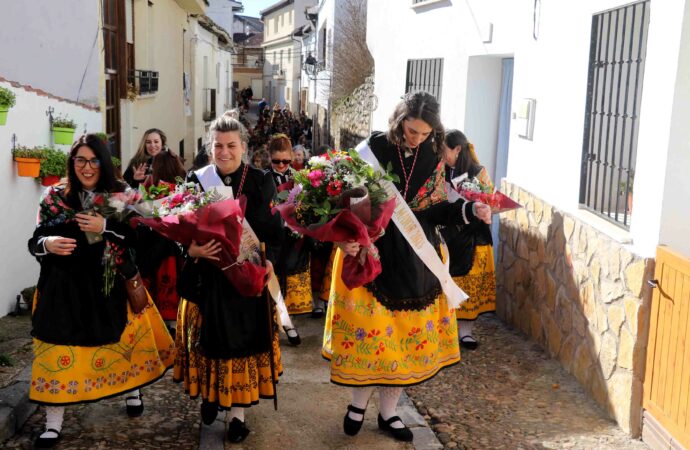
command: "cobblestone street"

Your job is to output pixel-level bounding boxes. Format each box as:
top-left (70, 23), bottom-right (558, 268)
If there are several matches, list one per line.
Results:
top-left (1, 311), bottom-right (650, 449)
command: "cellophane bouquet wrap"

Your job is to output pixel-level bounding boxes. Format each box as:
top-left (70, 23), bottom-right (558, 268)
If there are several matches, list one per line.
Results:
top-left (133, 182), bottom-right (267, 297)
top-left (273, 149), bottom-right (397, 290)
top-left (452, 175), bottom-right (521, 214)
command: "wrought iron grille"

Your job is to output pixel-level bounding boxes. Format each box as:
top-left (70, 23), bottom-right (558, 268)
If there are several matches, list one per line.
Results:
top-left (579, 1), bottom-right (650, 228)
top-left (128, 70), bottom-right (159, 95)
top-left (405, 58), bottom-right (444, 101)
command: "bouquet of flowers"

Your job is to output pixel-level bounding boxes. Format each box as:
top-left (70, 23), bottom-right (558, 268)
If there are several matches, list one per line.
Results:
top-left (134, 185), bottom-right (267, 297)
top-left (273, 149), bottom-right (397, 289)
top-left (451, 174), bottom-right (521, 214)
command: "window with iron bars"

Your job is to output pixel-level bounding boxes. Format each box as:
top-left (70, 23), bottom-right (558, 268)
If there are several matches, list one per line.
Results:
top-left (128, 70), bottom-right (159, 95)
top-left (579, 1), bottom-right (650, 229)
top-left (405, 58), bottom-right (443, 101)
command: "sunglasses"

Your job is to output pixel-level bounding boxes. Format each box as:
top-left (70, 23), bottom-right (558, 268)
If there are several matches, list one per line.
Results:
top-left (72, 157), bottom-right (101, 169)
top-left (271, 159), bottom-right (292, 165)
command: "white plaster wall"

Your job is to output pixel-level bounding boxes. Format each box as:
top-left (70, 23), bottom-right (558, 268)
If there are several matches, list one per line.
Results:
top-left (368, 0), bottom-right (685, 258)
top-left (0, 0), bottom-right (101, 107)
top-left (313, 0), bottom-right (335, 109)
top-left (207, 0), bottom-right (235, 36)
top-left (657, 1), bottom-right (690, 261)
top-left (122, 2), bottom-right (189, 166)
top-left (0, 82), bottom-right (102, 316)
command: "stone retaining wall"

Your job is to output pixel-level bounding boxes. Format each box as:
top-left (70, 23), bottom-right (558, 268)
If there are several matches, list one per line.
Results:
top-left (330, 74), bottom-right (376, 150)
top-left (496, 180), bottom-right (655, 436)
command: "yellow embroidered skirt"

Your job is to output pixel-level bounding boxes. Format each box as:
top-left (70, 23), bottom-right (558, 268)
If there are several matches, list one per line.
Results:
top-left (173, 299), bottom-right (282, 408)
top-left (454, 245), bottom-right (497, 320)
top-left (285, 264), bottom-right (313, 315)
top-left (322, 250), bottom-right (461, 386)
top-left (30, 295), bottom-right (174, 405)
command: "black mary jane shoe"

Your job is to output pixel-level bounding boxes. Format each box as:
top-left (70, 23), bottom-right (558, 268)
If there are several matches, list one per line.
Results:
top-left (377, 414), bottom-right (414, 442)
top-left (200, 400), bottom-right (219, 425)
top-left (125, 393), bottom-right (144, 417)
top-left (226, 417), bottom-right (250, 443)
top-left (310, 307), bottom-right (324, 319)
top-left (459, 335), bottom-right (479, 350)
top-left (283, 326), bottom-right (301, 346)
top-left (343, 404), bottom-right (367, 436)
top-left (34, 428), bottom-right (62, 449)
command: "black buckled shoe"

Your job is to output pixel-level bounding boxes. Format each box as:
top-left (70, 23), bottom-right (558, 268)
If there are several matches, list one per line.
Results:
top-left (125, 392), bottom-right (144, 417)
top-left (226, 417), bottom-right (250, 443)
top-left (283, 326), bottom-right (301, 346)
top-left (377, 414), bottom-right (413, 442)
top-left (343, 404), bottom-right (367, 436)
top-left (311, 306), bottom-right (324, 318)
top-left (200, 400), bottom-right (219, 425)
top-left (34, 428), bottom-right (62, 448)
top-left (459, 335), bottom-right (479, 350)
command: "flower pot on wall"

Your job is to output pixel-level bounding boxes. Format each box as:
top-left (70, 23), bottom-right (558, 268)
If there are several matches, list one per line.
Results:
top-left (52, 127), bottom-right (76, 145)
top-left (0, 105), bottom-right (8, 126)
top-left (41, 175), bottom-right (61, 186)
top-left (14, 157), bottom-right (42, 177)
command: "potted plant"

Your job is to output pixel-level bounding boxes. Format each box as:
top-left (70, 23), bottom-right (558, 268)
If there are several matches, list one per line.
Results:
top-left (0, 86), bottom-right (16, 126)
top-left (12, 146), bottom-right (45, 177)
top-left (38, 147), bottom-right (67, 186)
top-left (111, 155), bottom-right (123, 179)
top-left (51, 114), bottom-right (77, 145)
top-left (618, 174), bottom-right (634, 214)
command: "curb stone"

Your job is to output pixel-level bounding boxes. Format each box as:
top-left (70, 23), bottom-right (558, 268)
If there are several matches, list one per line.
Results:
top-left (398, 392), bottom-right (444, 449)
top-left (0, 365), bottom-right (36, 442)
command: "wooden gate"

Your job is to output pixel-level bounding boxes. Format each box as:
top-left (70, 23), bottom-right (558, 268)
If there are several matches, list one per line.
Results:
top-left (643, 246), bottom-right (690, 449)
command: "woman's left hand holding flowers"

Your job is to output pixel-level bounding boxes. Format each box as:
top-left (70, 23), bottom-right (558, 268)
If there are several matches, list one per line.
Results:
top-left (76, 212), bottom-right (106, 234)
top-left (473, 203), bottom-right (492, 224)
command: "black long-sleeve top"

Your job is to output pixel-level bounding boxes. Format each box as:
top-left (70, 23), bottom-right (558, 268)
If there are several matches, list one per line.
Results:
top-left (365, 132), bottom-right (480, 311)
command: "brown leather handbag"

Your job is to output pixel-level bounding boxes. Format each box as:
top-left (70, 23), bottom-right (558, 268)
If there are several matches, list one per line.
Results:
top-left (124, 272), bottom-right (148, 314)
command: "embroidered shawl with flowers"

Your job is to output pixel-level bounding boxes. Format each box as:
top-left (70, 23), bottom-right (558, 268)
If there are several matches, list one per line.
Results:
top-left (27, 185), bottom-right (136, 346)
top-left (364, 132), bottom-right (478, 311)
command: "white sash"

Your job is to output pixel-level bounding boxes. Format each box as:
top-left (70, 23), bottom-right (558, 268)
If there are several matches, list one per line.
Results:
top-left (194, 165), bottom-right (293, 329)
top-left (355, 141), bottom-right (468, 308)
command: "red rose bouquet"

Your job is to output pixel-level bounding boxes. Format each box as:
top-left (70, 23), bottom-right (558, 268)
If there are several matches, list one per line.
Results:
top-left (273, 149), bottom-right (397, 289)
top-left (134, 184), bottom-right (267, 297)
top-left (451, 175), bottom-right (521, 214)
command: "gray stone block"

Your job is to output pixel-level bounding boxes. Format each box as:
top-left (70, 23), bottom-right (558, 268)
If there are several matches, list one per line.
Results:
top-left (412, 425), bottom-right (444, 450)
top-left (0, 405), bottom-right (16, 443)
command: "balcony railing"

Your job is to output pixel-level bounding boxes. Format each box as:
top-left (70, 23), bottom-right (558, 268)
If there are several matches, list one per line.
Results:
top-left (203, 88), bottom-right (216, 122)
top-left (128, 70), bottom-right (159, 95)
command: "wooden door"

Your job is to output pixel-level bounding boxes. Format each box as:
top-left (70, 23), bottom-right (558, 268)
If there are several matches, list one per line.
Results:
top-left (103, 0), bottom-right (126, 157)
top-left (643, 246), bottom-right (690, 448)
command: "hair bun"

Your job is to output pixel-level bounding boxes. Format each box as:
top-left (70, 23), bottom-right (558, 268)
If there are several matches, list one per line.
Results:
top-left (223, 109), bottom-right (240, 120)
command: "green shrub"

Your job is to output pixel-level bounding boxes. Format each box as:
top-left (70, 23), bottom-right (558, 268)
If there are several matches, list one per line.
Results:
top-left (0, 87), bottom-right (16, 108)
top-left (12, 145), bottom-right (46, 159)
top-left (39, 148), bottom-right (68, 178)
top-left (52, 114), bottom-right (77, 129)
top-left (111, 156), bottom-right (121, 168)
top-left (94, 132), bottom-right (109, 143)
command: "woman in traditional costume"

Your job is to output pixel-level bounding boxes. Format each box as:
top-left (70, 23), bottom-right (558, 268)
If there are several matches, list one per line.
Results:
top-left (133, 149), bottom-right (186, 333)
top-left (27, 134), bottom-right (174, 449)
top-left (322, 92), bottom-right (491, 441)
top-left (441, 130), bottom-right (497, 349)
top-left (174, 112), bottom-right (283, 443)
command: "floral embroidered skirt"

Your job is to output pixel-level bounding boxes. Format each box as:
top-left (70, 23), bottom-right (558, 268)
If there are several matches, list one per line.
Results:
top-left (173, 299), bottom-right (282, 408)
top-left (454, 245), bottom-right (496, 320)
top-left (322, 250), bottom-right (461, 386)
top-left (284, 265), bottom-right (313, 315)
top-left (30, 295), bottom-right (174, 405)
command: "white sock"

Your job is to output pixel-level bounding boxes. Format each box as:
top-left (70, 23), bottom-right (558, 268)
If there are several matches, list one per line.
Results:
top-left (458, 319), bottom-right (474, 338)
top-left (229, 406), bottom-right (245, 422)
top-left (348, 386), bottom-right (374, 421)
top-left (41, 406), bottom-right (64, 438)
top-left (126, 389), bottom-right (142, 406)
top-left (378, 387), bottom-right (404, 429)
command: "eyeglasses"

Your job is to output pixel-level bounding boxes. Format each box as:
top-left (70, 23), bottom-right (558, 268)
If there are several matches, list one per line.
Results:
top-left (72, 157), bottom-right (101, 169)
top-left (271, 159), bottom-right (292, 165)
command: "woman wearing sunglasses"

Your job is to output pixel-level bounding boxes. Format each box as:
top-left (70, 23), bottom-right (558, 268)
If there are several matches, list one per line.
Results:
top-left (27, 134), bottom-right (174, 448)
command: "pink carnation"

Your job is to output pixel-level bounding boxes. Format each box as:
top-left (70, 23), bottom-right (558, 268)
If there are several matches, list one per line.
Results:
top-left (308, 170), bottom-right (324, 188)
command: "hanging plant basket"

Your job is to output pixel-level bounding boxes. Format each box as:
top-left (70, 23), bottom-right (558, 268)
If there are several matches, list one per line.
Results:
top-left (41, 175), bottom-right (61, 186)
top-left (0, 105), bottom-right (9, 126)
top-left (52, 127), bottom-right (76, 145)
top-left (14, 157), bottom-right (42, 177)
